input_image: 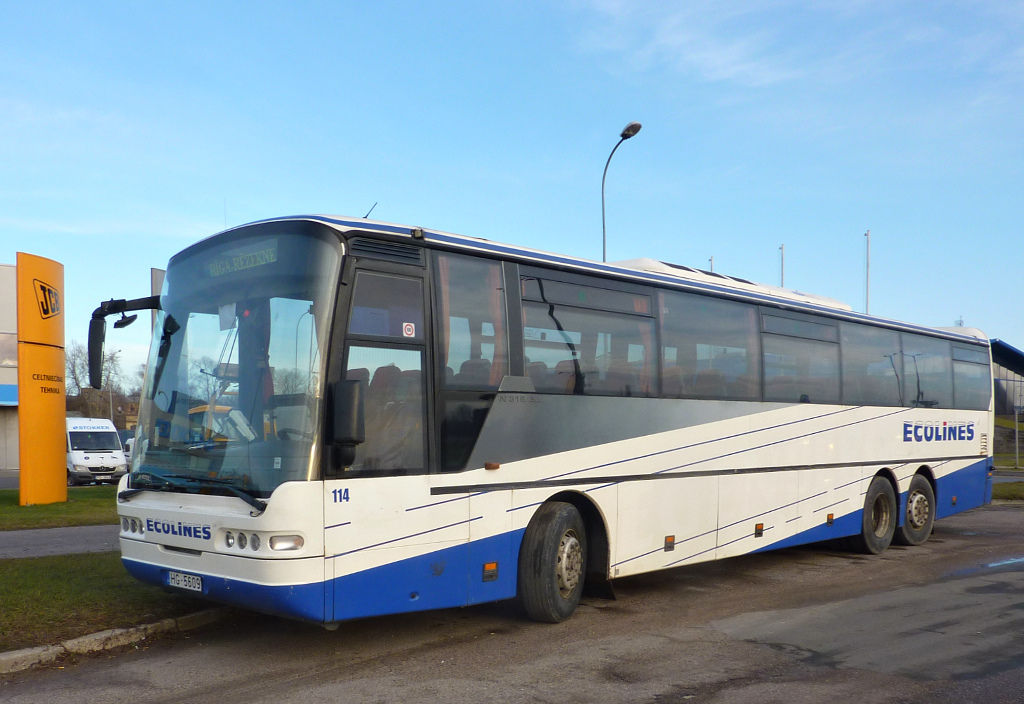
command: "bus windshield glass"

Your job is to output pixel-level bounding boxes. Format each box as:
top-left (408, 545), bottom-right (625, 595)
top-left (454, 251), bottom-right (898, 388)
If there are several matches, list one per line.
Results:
top-left (133, 228), bottom-right (341, 498)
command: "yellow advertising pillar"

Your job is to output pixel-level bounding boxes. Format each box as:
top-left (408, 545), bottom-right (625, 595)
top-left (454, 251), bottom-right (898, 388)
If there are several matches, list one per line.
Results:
top-left (17, 252), bottom-right (66, 505)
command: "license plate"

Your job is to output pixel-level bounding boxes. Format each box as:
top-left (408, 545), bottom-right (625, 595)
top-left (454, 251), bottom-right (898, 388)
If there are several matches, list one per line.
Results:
top-left (168, 570), bottom-right (203, 592)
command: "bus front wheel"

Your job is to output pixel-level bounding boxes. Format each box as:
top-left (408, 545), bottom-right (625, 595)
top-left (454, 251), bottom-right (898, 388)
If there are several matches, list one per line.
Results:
top-left (518, 501), bottom-right (587, 623)
top-left (893, 474), bottom-right (935, 546)
top-left (848, 476), bottom-right (897, 555)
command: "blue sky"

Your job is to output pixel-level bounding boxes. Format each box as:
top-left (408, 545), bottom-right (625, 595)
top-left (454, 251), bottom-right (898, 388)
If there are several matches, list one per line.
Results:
top-left (2, 1), bottom-right (1022, 376)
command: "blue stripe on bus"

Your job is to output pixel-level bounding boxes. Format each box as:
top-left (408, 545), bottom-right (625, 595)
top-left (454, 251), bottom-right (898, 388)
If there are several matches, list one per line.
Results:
top-left (121, 558), bottom-right (329, 622)
top-left (617, 457), bottom-right (992, 565)
top-left (752, 457), bottom-right (992, 551)
top-left (751, 510), bottom-right (863, 552)
top-left (124, 529), bottom-right (527, 624)
top-left (933, 457), bottom-right (991, 519)
top-left (123, 458), bottom-right (991, 624)
top-left (332, 528), bottom-right (526, 621)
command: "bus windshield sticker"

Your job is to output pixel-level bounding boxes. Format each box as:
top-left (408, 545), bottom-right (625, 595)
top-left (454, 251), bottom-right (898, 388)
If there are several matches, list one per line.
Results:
top-left (207, 239), bottom-right (279, 278)
top-left (218, 302), bottom-right (236, 331)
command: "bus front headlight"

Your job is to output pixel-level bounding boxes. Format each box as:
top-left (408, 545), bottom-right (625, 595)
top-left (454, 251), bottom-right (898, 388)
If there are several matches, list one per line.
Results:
top-left (269, 535), bottom-right (304, 551)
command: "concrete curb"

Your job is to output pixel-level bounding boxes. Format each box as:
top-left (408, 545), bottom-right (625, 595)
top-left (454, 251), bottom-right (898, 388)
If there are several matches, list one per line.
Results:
top-left (0, 608), bottom-right (227, 675)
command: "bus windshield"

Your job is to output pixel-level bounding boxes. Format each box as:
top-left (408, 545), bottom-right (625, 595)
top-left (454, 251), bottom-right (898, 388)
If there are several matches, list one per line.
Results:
top-left (69, 431), bottom-right (122, 452)
top-left (133, 228), bottom-right (341, 498)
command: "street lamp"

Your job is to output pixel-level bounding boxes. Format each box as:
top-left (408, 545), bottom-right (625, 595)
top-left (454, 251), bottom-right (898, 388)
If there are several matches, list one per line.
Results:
top-left (601, 121), bottom-right (642, 263)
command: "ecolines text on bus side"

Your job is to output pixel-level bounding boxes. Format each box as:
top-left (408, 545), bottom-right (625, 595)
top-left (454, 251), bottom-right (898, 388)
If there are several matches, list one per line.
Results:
top-left (902, 421), bottom-right (975, 443)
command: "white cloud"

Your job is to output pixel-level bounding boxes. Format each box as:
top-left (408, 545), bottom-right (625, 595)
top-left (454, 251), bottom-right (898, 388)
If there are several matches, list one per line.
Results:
top-left (577, 1), bottom-right (806, 87)
top-left (575, 1), bottom-right (1024, 90)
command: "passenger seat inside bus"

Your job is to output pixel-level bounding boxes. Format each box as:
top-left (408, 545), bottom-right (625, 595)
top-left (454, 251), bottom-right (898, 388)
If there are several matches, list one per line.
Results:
top-left (454, 359), bottom-right (491, 387)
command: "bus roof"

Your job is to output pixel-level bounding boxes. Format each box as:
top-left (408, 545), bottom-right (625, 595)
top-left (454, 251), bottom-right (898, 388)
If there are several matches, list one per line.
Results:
top-left (217, 214), bottom-right (988, 347)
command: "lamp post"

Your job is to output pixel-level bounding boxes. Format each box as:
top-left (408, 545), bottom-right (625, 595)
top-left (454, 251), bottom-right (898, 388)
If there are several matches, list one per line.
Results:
top-left (865, 229), bottom-right (870, 314)
top-left (601, 121), bottom-right (642, 263)
top-left (107, 350), bottom-right (121, 423)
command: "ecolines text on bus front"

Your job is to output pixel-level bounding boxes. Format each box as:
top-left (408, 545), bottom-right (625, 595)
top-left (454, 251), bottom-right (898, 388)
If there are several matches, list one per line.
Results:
top-left (145, 519), bottom-right (213, 540)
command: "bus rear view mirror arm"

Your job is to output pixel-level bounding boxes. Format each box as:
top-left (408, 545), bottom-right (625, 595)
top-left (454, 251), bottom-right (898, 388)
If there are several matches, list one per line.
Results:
top-left (88, 296), bottom-right (162, 389)
top-left (329, 380), bottom-right (365, 473)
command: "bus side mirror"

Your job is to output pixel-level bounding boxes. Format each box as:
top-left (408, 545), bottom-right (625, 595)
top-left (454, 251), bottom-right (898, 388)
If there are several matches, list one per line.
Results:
top-left (330, 379), bottom-right (365, 470)
top-left (88, 317), bottom-right (106, 389)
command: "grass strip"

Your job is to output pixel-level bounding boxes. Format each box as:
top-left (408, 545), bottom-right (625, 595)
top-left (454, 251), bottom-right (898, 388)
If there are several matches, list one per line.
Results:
top-left (0, 551), bottom-right (204, 652)
top-left (0, 486), bottom-right (119, 531)
top-left (993, 481), bottom-right (1024, 502)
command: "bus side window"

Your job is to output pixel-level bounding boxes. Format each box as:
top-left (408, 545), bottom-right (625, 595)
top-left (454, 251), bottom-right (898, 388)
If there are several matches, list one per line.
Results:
top-left (841, 323), bottom-right (902, 406)
top-left (435, 254), bottom-right (508, 389)
top-left (901, 334), bottom-right (953, 409)
top-left (659, 291), bottom-right (760, 401)
top-left (521, 300), bottom-right (654, 397)
top-left (434, 252), bottom-right (509, 471)
top-left (952, 344), bottom-right (990, 411)
top-left (763, 335), bottom-right (840, 404)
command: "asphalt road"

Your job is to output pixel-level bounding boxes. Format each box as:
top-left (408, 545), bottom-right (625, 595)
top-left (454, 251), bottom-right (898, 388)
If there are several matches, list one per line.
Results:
top-left (0, 524), bottom-right (120, 558)
top-left (3, 503), bottom-right (1024, 703)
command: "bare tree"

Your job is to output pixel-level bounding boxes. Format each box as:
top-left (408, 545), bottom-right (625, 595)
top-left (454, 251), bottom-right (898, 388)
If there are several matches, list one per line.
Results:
top-left (188, 355), bottom-right (222, 405)
top-left (126, 363), bottom-right (147, 403)
top-left (101, 349), bottom-right (124, 395)
top-left (65, 341), bottom-right (123, 395)
top-left (274, 367), bottom-right (308, 395)
top-left (65, 340), bottom-right (89, 396)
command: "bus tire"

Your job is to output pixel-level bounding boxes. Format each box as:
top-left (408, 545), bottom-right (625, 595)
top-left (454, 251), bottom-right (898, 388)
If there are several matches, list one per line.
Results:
top-left (893, 474), bottom-right (935, 547)
top-left (849, 476), bottom-right (897, 555)
top-left (67, 472), bottom-right (77, 487)
top-left (518, 501), bottom-right (587, 623)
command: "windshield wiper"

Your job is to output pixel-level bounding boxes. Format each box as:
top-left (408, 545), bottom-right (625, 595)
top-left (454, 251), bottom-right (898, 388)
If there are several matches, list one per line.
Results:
top-left (161, 474), bottom-right (268, 515)
top-left (118, 473), bottom-right (188, 502)
top-left (119, 473), bottom-right (268, 515)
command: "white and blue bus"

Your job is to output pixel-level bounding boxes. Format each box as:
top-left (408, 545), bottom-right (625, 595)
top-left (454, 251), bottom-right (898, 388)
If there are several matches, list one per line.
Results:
top-left (89, 216), bottom-right (993, 624)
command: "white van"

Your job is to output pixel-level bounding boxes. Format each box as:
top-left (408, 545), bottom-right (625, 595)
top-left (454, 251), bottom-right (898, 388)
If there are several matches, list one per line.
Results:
top-left (66, 418), bottom-right (128, 486)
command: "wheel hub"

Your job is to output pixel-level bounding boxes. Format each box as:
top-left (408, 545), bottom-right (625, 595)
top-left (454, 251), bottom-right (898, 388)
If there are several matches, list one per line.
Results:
top-left (907, 491), bottom-right (930, 529)
top-left (871, 494), bottom-right (892, 537)
top-left (556, 530), bottom-right (583, 597)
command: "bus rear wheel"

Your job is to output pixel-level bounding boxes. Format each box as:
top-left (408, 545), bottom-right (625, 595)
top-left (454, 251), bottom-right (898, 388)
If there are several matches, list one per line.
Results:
top-left (893, 474), bottom-right (935, 546)
top-left (848, 475), bottom-right (896, 555)
top-left (518, 501), bottom-right (587, 623)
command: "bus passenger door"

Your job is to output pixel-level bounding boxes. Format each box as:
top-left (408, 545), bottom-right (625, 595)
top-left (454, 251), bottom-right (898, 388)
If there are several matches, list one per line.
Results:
top-left (325, 264), bottom-right (470, 621)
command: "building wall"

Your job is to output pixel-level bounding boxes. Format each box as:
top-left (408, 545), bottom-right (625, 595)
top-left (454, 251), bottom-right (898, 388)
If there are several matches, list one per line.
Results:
top-left (0, 264), bottom-right (16, 469)
top-left (994, 362), bottom-right (1024, 417)
top-left (0, 407), bottom-right (18, 469)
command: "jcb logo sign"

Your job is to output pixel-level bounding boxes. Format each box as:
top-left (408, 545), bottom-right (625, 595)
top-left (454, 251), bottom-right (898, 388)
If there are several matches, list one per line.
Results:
top-left (34, 279), bottom-right (60, 319)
